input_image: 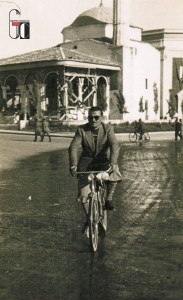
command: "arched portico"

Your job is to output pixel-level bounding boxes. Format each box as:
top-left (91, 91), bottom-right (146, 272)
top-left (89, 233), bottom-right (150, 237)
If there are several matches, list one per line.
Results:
top-left (62, 73), bottom-right (97, 121)
top-left (44, 72), bottom-right (58, 114)
top-left (3, 75), bottom-right (20, 113)
top-left (96, 76), bottom-right (110, 118)
top-left (0, 44), bottom-right (120, 126)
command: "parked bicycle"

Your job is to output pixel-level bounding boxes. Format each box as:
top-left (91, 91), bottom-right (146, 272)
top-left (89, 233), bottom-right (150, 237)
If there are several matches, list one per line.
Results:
top-left (77, 168), bottom-right (110, 252)
top-left (129, 129), bottom-right (150, 143)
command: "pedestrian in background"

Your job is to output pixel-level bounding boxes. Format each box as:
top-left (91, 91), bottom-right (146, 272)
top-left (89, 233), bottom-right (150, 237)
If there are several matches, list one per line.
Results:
top-left (41, 117), bottom-right (51, 142)
top-left (34, 117), bottom-right (43, 142)
top-left (175, 118), bottom-right (182, 141)
top-left (134, 118), bottom-right (143, 140)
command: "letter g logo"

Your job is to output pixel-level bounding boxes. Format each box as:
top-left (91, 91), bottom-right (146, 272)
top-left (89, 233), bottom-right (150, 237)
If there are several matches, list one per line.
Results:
top-left (9, 8), bottom-right (30, 39)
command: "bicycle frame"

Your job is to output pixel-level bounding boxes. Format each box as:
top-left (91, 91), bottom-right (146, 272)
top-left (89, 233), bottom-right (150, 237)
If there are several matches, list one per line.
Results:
top-left (77, 169), bottom-right (110, 252)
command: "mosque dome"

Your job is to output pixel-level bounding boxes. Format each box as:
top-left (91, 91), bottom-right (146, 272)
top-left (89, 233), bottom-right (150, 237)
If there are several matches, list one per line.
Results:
top-left (62, 4), bottom-right (114, 43)
top-left (62, 3), bottom-right (141, 44)
top-left (71, 5), bottom-right (113, 27)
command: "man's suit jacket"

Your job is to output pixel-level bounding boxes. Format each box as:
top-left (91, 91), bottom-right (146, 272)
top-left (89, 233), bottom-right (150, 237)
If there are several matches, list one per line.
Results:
top-left (35, 120), bottom-right (42, 133)
top-left (42, 120), bottom-right (50, 133)
top-left (68, 122), bottom-right (120, 172)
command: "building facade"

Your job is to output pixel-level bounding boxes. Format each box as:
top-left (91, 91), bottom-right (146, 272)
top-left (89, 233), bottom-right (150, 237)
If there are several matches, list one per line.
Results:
top-left (142, 29), bottom-right (183, 120)
top-left (0, 0), bottom-right (162, 126)
top-left (61, 0), bottom-right (161, 122)
top-left (0, 46), bottom-right (120, 127)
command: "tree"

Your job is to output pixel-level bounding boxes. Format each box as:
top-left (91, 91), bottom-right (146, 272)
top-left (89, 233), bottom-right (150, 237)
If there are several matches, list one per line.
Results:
top-left (167, 89), bottom-right (176, 119)
top-left (153, 82), bottom-right (159, 114)
top-left (139, 96), bottom-right (144, 112)
top-left (114, 90), bottom-right (128, 119)
top-left (181, 100), bottom-right (183, 114)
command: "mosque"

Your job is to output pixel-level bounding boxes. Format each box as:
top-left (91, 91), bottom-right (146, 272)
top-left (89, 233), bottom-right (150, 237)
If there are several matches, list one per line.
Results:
top-left (0, 0), bottom-right (183, 127)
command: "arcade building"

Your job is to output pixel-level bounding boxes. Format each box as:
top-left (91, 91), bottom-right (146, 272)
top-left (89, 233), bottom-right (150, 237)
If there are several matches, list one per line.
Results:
top-left (0, 0), bottom-right (182, 127)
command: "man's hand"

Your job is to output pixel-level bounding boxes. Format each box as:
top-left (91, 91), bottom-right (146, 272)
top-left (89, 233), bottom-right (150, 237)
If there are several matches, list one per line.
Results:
top-left (70, 166), bottom-right (77, 177)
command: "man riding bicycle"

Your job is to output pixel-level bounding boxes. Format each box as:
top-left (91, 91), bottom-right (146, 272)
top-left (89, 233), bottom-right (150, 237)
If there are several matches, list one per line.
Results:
top-left (134, 118), bottom-right (143, 140)
top-left (68, 106), bottom-right (122, 233)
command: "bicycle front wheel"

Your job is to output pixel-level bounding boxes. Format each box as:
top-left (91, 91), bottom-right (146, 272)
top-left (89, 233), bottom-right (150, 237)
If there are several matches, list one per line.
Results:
top-left (101, 210), bottom-right (107, 232)
top-left (89, 194), bottom-right (99, 252)
top-left (98, 185), bottom-right (107, 232)
top-left (142, 131), bottom-right (150, 143)
top-left (129, 132), bottom-right (137, 143)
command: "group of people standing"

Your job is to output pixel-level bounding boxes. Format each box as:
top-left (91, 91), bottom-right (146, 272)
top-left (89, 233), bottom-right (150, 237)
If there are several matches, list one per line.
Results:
top-left (34, 117), bottom-right (51, 142)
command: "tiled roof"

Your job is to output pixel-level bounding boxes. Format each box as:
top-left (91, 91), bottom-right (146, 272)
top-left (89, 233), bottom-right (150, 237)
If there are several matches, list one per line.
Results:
top-left (0, 45), bottom-right (119, 67)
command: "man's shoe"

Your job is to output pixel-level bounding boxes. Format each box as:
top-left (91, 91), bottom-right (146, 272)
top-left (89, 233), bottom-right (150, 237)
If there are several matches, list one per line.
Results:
top-left (105, 201), bottom-right (115, 211)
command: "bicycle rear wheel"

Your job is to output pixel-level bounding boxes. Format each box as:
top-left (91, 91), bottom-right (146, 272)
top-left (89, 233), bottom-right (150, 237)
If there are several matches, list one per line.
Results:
top-left (89, 194), bottom-right (99, 252)
top-left (129, 132), bottom-right (137, 143)
top-left (142, 130), bottom-right (150, 143)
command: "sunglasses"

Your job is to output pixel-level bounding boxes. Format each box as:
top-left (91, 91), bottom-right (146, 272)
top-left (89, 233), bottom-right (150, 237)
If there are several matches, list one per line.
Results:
top-left (88, 116), bottom-right (101, 121)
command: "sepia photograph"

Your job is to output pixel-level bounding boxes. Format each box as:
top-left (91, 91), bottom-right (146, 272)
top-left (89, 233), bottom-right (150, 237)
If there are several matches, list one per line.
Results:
top-left (0, 0), bottom-right (183, 299)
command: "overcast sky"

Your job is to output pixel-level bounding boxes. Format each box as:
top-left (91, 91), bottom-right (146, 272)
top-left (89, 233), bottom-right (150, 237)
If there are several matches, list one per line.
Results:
top-left (0, 0), bottom-right (183, 59)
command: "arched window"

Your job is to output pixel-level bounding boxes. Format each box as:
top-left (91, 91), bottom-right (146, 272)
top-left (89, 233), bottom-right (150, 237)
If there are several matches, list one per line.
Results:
top-left (82, 77), bottom-right (94, 107)
top-left (97, 77), bottom-right (107, 111)
top-left (45, 73), bottom-right (58, 113)
top-left (5, 76), bottom-right (19, 112)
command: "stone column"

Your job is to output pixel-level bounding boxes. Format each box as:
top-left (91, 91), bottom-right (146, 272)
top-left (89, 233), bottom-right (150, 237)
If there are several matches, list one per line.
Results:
top-left (64, 82), bottom-right (68, 109)
top-left (92, 78), bottom-right (97, 106)
top-left (1, 86), bottom-right (7, 111)
top-left (19, 85), bottom-right (29, 129)
top-left (35, 83), bottom-right (43, 118)
top-left (19, 85), bottom-right (26, 117)
top-left (40, 84), bottom-right (47, 112)
top-left (78, 78), bottom-right (84, 103)
top-left (2, 86), bottom-right (7, 100)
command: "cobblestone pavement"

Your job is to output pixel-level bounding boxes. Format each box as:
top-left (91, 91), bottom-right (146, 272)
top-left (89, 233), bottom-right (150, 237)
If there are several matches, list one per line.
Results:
top-left (0, 134), bottom-right (183, 300)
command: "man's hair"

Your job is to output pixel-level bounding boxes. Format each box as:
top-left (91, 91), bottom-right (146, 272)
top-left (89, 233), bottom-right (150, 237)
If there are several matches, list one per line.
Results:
top-left (88, 106), bottom-right (103, 116)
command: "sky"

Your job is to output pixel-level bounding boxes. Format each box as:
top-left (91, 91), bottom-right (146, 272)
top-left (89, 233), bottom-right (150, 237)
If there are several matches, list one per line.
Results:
top-left (0, 0), bottom-right (183, 59)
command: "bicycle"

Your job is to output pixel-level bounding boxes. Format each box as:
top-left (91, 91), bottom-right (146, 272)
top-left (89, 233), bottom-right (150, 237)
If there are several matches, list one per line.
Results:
top-left (129, 129), bottom-right (150, 143)
top-left (77, 169), bottom-right (110, 252)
